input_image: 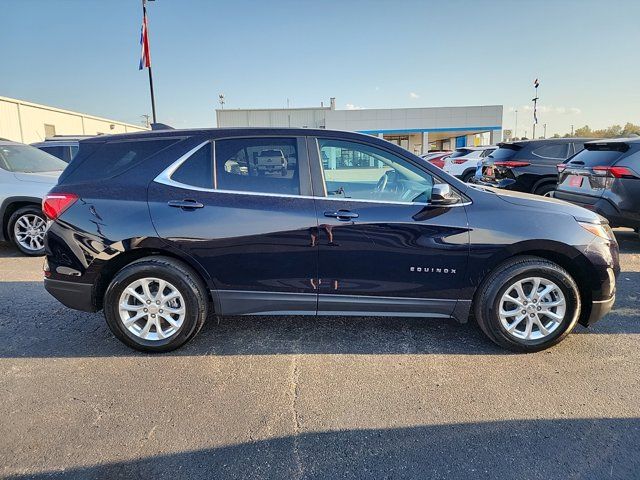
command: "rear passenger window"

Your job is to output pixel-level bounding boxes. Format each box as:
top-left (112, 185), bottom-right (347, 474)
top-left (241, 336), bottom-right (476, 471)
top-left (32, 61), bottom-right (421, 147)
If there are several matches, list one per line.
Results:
top-left (531, 144), bottom-right (569, 160)
top-left (171, 143), bottom-right (213, 189)
top-left (62, 138), bottom-right (180, 183)
top-left (215, 138), bottom-right (300, 195)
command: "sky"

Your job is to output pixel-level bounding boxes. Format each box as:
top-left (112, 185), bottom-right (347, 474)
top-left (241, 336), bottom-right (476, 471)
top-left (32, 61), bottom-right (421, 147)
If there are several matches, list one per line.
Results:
top-left (2, 0), bottom-right (639, 137)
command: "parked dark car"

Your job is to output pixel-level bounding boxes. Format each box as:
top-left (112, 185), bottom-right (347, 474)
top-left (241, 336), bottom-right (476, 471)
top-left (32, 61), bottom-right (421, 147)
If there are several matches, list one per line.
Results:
top-left (43, 128), bottom-right (619, 353)
top-left (476, 138), bottom-right (594, 196)
top-left (554, 138), bottom-right (640, 233)
top-left (31, 136), bottom-right (92, 163)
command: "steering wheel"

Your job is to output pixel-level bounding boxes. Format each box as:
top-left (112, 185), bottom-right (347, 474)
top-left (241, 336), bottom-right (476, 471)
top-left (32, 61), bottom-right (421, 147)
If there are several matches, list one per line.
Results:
top-left (375, 172), bottom-right (389, 193)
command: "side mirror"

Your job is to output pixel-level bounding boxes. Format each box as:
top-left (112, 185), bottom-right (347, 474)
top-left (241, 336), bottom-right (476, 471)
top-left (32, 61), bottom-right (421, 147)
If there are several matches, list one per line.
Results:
top-left (430, 183), bottom-right (459, 205)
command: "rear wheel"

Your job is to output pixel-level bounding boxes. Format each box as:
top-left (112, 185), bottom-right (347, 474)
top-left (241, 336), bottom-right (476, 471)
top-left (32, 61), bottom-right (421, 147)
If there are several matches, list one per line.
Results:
top-left (474, 256), bottom-right (581, 352)
top-left (104, 256), bottom-right (208, 352)
top-left (461, 171), bottom-right (476, 183)
top-left (8, 206), bottom-right (47, 256)
top-left (534, 183), bottom-right (556, 197)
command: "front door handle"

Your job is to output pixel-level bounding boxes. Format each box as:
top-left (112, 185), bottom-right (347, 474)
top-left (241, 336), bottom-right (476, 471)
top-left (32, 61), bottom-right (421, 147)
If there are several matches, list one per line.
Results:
top-left (167, 199), bottom-right (204, 210)
top-left (324, 210), bottom-right (359, 221)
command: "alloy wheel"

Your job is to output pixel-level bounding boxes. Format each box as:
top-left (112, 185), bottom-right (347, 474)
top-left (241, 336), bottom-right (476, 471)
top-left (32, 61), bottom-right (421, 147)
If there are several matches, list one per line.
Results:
top-left (118, 277), bottom-right (186, 341)
top-left (13, 213), bottom-right (46, 252)
top-left (498, 277), bottom-right (566, 341)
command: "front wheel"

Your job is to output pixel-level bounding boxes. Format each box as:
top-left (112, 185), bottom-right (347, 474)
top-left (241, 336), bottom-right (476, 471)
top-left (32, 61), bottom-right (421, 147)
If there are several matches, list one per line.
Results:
top-left (8, 206), bottom-right (47, 256)
top-left (103, 256), bottom-right (209, 352)
top-left (474, 256), bottom-right (581, 352)
top-left (461, 171), bottom-right (476, 183)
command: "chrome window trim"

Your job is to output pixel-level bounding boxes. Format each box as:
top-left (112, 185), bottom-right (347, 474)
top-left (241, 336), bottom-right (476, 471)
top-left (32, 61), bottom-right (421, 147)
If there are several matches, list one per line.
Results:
top-left (153, 139), bottom-right (470, 208)
top-left (154, 140), bottom-right (212, 191)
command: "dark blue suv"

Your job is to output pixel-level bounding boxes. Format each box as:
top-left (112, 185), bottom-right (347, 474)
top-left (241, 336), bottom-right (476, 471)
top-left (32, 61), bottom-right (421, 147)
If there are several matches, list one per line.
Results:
top-left (43, 128), bottom-right (619, 352)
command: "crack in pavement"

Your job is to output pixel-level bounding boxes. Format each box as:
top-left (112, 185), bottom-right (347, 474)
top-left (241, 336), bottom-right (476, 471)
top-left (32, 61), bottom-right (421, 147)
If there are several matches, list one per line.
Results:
top-left (289, 353), bottom-right (303, 480)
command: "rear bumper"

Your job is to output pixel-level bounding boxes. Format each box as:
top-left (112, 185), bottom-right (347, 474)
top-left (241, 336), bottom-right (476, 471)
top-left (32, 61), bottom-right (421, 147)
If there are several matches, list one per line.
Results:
top-left (553, 191), bottom-right (640, 229)
top-left (44, 278), bottom-right (97, 312)
top-left (583, 295), bottom-right (616, 327)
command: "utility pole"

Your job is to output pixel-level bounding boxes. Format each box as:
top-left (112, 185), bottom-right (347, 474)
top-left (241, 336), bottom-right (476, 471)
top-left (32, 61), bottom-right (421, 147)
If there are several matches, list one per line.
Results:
top-left (514, 109), bottom-right (518, 139)
top-left (141, 114), bottom-right (151, 128)
top-left (543, 123), bottom-right (547, 138)
top-left (571, 124), bottom-right (574, 136)
top-left (218, 94), bottom-right (225, 110)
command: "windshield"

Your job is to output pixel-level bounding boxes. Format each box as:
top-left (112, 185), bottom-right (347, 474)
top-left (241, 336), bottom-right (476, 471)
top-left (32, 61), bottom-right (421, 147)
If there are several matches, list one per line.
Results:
top-left (0, 144), bottom-right (67, 173)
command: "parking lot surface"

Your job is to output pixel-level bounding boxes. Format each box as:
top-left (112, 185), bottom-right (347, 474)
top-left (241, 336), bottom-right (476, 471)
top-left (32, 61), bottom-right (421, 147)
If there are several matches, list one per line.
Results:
top-left (1, 230), bottom-right (639, 479)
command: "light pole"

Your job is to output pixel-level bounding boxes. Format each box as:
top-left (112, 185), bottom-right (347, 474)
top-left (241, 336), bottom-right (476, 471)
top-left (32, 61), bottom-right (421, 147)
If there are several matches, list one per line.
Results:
top-left (514, 109), bottom-right (518, 139)
top-left (571, 124), bottom-right (574, 136)
top-left (543, 123), bottom-right (547, 138)
top-left (218, 94), bottom-right (225, 110)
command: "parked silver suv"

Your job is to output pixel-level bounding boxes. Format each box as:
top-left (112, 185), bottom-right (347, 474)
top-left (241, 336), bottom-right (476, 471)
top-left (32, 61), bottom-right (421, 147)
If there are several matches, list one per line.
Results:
top-left (0, 140), bottom-right (66, 255)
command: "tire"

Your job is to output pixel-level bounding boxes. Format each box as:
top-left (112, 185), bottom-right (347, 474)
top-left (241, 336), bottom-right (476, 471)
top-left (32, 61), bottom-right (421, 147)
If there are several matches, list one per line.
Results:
top-left (474, 255), bottom-right (581, 352)
top-left (534, 183), bottom-right (556, 197)
top-left (8, 206), bottom-right (47, 256)
top-left (461, 171), bottom-right (476, 183)
top-left (103, 256), bottom-right (209, 352)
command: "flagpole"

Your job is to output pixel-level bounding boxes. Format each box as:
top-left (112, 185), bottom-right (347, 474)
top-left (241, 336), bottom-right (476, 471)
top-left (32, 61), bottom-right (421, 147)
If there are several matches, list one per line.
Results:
top-left (532, 79), bottom-right (539, 139)
top-left (142, 0), bottom-right (157, 124)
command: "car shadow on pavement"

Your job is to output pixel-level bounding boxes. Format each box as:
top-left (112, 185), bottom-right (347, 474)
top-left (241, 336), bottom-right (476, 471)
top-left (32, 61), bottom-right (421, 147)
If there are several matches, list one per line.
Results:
top-left (7, 418), bottom-right (640, 480)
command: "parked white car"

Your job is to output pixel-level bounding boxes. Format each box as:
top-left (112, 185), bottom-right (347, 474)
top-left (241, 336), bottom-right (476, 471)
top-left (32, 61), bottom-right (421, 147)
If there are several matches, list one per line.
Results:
top-left (0, 140), bottom-right (65, 255)
top-left (442, 146), bottom-right (496, 182)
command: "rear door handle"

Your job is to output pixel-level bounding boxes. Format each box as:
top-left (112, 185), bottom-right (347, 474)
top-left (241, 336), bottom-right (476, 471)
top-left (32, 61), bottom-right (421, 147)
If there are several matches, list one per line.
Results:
top-left (167, 199), bottom-right (204, 209)
top-left (324, 210), bottom-right (359, 221)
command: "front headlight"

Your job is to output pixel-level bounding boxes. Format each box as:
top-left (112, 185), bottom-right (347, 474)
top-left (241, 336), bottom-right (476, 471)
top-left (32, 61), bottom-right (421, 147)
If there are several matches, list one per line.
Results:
top-left (578, 221), bottom-right (615, 241)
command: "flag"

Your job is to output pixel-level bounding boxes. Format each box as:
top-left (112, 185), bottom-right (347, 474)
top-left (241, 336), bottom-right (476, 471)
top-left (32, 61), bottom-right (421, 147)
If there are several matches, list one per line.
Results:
top-left (139, 11), bottom-right (151, 70)
top-left (534, 78), bottom-right (539, 88)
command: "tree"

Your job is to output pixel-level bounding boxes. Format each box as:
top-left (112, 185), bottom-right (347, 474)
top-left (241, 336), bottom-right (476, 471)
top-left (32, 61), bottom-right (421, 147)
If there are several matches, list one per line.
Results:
top-left (565, 122), bottom-right (640, 138)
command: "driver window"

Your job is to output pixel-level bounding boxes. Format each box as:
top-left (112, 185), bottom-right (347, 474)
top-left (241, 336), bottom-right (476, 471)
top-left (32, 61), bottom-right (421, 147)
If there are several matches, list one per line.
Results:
top-left (318, 139), bottom-right (434, 203)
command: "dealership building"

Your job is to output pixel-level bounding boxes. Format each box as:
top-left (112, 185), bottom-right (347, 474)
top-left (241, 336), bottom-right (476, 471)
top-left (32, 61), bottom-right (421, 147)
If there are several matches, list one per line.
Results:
top-left (0, 95), bottom-right (148, 144)
top-left (216, 99), bottom-right (503, 155)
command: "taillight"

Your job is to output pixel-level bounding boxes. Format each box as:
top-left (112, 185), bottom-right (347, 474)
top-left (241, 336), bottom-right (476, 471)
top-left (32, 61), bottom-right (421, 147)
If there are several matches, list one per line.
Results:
top-left (592, 166), bottom-right (638, 179)
top-left (42, 193), bottom-right (78, 220)
top-left (493, 161), bottom-right (531, 168)
top-left (557, 164), bottom-right (567, 173)
top-left (452, 159), bottom-right (468, 164)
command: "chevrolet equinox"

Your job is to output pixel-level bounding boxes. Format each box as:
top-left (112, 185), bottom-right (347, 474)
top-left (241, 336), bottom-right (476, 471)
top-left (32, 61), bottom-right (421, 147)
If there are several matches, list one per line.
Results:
top-left (43, 128), bottom-right (619, 352)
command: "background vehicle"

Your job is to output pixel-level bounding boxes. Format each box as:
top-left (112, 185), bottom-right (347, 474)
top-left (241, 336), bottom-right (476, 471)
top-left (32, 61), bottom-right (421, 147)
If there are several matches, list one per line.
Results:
top-left (31, 136), bottom-right (92, 163)
top-left (44, 128), bottom-right (618, 353)
top-left (254, 149), bottom-right (288, 175)
top-left (442, 146), bottom-right (496, 182)
top-left (0, 140), bottom-right (66, 255)
top-left (420, 151), bottom-right (451, 169)
top-left (554, 138), bottom-right (640, 234)
top-left (477, 138), bottom-right (593, 196)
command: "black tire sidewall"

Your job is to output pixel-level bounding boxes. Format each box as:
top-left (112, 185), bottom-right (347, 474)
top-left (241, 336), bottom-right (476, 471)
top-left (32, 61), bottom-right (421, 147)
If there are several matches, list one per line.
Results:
top-left (104, 261), bottom-right (205, 352)
top-left (534, 184), bottom-right (555, 196)
top-left (8, 206), bottom-right (46, 256)
top-left (481, 262), bottom-right (580, 351)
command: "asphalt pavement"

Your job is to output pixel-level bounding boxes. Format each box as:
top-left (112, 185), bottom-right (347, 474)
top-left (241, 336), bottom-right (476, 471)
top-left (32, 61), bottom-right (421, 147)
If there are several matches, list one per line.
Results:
top-left (1, 230), bottom-right (639, 479)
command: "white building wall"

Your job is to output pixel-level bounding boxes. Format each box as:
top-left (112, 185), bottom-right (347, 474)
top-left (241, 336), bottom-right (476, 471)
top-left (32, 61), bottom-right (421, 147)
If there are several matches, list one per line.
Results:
top-left (0, 96), bottom-right (148, 143)
top-left (217, 108), bottom-right (329, 129)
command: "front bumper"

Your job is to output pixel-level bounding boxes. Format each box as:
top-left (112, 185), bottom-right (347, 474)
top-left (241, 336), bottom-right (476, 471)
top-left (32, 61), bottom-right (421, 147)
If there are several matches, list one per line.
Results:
top-left (583, 295), bottom-right (616, 327)
top-left (44, 278), bottom-right (97, 312)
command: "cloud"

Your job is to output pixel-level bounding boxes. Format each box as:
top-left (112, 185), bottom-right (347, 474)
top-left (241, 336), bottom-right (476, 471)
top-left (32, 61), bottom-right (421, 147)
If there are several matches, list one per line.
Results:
top-left (409, 92), bottom-right (420, 99)
top-left (375, 86), bottom-right (381, 91)
top-left (345, 103), bottom-right (364, 110)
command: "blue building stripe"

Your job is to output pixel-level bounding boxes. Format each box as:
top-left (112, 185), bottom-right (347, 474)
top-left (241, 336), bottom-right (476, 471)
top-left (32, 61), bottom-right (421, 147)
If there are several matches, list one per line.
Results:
top-left (356, 126), bottom-right (502, 134)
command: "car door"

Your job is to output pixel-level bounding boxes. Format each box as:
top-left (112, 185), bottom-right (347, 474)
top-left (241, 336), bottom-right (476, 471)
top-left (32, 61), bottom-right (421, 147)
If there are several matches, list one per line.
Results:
top-left (148, 135), bottom-right (319, 316)
top-left (308, 136), bottom-right (470, 318)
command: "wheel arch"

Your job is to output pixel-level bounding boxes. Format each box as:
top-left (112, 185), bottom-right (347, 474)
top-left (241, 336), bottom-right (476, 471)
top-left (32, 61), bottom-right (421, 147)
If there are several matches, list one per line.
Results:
top-left (1, 196), bottom-right (43, 241)
top-left (472, 240), bottom-right (596, 326)
top-left (531, 176), bottom-right (558, 194)
top-left (93, 246), bottom-right (216, 311)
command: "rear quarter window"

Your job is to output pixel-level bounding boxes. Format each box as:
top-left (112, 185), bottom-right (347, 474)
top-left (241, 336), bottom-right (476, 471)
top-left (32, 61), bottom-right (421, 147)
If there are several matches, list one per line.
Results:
top-left (531, 144), bottom-right (569, 160)
top-left (60, 138), bottom-right (181, 183)
top-left (488, 146), bottom-right (519, 160)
